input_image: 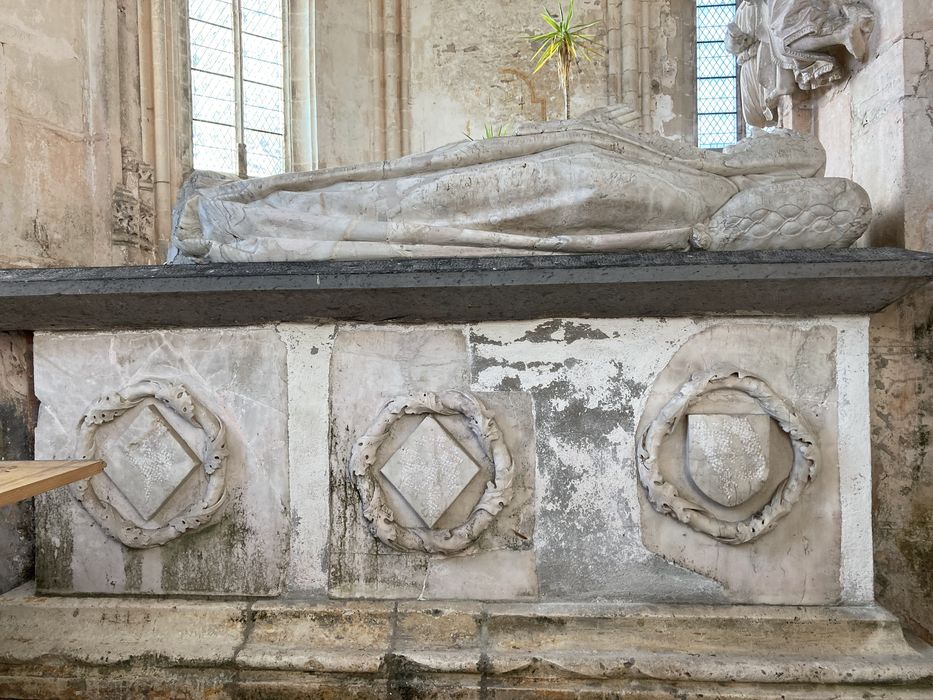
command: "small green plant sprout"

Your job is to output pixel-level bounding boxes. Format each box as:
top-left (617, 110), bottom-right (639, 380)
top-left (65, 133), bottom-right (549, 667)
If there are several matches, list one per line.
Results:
top-left (483, 123), bottom-right (512, 139)
top-left (527, 0), bottom-right (600, 120)
top-left (463, 122), bottom-right (513, 141)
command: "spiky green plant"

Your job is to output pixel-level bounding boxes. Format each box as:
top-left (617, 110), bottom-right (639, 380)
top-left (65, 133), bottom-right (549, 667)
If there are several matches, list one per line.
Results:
top-left (483, 123), bottom-right (512, 139)
top-left (528, 0), bottom-right (600, 119)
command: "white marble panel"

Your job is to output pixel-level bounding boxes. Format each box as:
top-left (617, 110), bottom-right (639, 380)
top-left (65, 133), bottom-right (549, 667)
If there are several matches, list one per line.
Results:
top-left (33, 327), bottom-right (289, 596)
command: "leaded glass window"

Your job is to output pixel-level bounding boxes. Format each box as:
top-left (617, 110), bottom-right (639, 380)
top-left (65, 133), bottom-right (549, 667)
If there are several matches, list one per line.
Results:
top-left (188, 0), bottom-right (286, 177)
top-left (696, 0), bottom-right (741, 149)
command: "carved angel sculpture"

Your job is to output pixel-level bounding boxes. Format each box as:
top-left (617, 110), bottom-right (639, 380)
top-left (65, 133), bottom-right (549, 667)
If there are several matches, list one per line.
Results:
top-left (726, 0), bottom-right (874, 127)
top-left (170, 105), bottom-right (871, 263)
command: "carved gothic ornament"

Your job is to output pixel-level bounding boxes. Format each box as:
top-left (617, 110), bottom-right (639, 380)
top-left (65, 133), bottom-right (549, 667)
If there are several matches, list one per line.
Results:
top-left (726, 0), bottom-right (874, 127)
top-left (349, 390), bottom-right (514, 554)
top-left (636, 367), bottom-right (819, 545)
top-left (73, 379), bottom-right (228, 548)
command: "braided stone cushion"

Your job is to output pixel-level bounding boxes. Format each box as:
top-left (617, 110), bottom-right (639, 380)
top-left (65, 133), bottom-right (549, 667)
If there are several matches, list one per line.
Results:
top-left (701, 178), bottom-right (872, 251)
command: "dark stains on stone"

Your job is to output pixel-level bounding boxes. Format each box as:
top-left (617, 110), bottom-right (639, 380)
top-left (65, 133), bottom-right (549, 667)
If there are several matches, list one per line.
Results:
top-left (515, 319), bottom-right (610, 344)
top-left (895, 486), bottom-right (933, 600)
top-left (0, 500), bottom-right (35, 593)
top-left (469, 331), bottom-right (504, 347)
top-left (527, 360), bottom-right (565, 372)
top-left (382, 653), bottom-right (427, 699)
top-left (469, 353), bottom-right (514, 380)
top-left (498, 375), bottom-right (523, 392)
top-left (160, 492), bottom-right (278, 595)
top-left (123, 549), bottom-right (142, 592)
top-left (0, 402), bottom-right (33, 462)
top-left (34, 491), bottom-right (74, 592)
top-left (29, 213), bottom-right (51, 258)
top-left (0, 333), bottom-right (38, 594)
top-left (913, 306), bottom-right (933, 363)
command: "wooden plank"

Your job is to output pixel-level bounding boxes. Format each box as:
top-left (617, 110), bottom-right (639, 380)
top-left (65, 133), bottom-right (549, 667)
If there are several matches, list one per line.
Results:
top-left (0, 460), bottom-right (106, 507)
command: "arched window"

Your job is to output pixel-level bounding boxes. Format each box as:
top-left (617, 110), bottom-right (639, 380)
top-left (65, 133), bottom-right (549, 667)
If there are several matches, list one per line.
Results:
top-left (187, 0), bottom-right (286, 176)
top-left (695, 0), bottom-right (742, 149)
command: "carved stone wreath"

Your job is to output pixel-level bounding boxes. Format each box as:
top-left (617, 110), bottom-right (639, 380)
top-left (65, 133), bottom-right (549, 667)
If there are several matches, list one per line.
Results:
top-left (636, 367), bottom-right (819, 545)
top-left (349, 390), bottom-right (514, 554)
top-left (72, 379), bottom-right (228, 548)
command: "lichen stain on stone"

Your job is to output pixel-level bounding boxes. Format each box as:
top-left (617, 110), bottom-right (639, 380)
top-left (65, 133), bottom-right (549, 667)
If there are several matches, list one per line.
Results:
top-left (34, 491), bottom-right (74, 592)
top-left (160, 493), bottom-right (274, 595)
top-left (895, 484), bottom-right (933, 599)
top-left (913, 306), bottom-right (933, 364)
top-left (122, 548), bottom-right (142, 592)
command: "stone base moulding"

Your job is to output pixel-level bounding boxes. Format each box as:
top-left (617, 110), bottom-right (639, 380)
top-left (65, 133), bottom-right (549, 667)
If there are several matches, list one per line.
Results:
top-left (0, 590), bottom-right (931, 698)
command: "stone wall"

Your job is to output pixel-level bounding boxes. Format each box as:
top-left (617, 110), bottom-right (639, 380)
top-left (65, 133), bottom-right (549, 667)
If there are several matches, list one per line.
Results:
top-left (312, 0), bottom-right (696, 168)
top-left (803, 0), bottom-right (933, 641)
top-left (1, 0), bottom-right (699, 258)
top-left (0, 0), bottom-right (158, 268)
top-left (0, 333), bottom-right (37, 594)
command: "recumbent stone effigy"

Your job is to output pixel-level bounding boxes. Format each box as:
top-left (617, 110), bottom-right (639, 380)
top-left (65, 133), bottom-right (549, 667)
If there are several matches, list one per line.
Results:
top-left (171, 105), bottom-right (872, 262)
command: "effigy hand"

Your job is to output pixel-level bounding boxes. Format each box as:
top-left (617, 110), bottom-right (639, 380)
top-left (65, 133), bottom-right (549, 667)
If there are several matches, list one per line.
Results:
top-left (581, 103), bottom-right (641, 128)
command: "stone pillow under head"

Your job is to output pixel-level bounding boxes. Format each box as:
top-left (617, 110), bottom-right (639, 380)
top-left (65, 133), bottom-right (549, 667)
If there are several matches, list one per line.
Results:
top-left (695, 178), bottom-right (872, 251)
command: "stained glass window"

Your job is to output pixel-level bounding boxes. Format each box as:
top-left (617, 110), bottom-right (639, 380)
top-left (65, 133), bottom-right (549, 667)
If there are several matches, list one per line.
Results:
top-left (696, 0), bottom-right (741, 149)
top-left (188, 0), bottom-right (286, 177)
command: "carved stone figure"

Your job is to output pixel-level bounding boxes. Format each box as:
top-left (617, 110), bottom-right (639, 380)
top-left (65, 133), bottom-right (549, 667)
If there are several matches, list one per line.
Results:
top-left (171, 105), bottom-right (871, 262)
top-left (726, 0), bottom-right (874, 127)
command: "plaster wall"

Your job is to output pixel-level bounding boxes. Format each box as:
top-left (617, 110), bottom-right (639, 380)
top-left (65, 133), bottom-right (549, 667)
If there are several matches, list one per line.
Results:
top-left (0, 0), bottom-right (157, 269)
top-left (805, 0), bottom-right (933, 641)
top-left (311, 0), bottom-right (696, 168)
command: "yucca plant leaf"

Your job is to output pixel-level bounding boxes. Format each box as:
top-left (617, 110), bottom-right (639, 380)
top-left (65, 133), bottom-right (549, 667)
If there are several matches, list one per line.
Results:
top-left (533, 43), bottom-right (561, 73)
top-left (539, 11), bottom-right (561, 31)
top-left (525, 1), bottom-right (603, 118)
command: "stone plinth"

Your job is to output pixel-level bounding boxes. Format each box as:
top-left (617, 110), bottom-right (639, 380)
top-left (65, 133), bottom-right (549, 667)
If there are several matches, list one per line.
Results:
top-left (3, 254), bottom-right (932, 697)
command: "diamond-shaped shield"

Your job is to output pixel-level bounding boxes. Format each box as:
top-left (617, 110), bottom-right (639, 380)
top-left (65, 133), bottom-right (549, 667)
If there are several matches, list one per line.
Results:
top-left (380, 416), bottom-right (481, 528)
top-left (101, 404), bottom-right (202, 520)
